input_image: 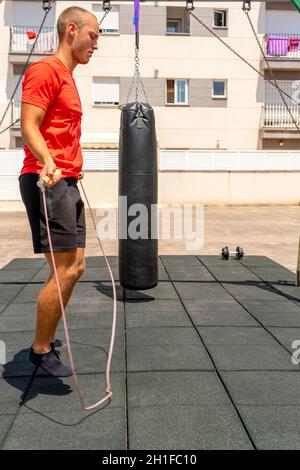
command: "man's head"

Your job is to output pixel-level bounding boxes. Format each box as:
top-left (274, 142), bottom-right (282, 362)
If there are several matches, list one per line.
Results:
top-left (57, 7), bottom-right (99, 64)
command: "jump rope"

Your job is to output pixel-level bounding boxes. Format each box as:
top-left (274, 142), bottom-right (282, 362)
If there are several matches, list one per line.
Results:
top-left (37, 172), bottom-right (117, 410)
top-left (32, 0), bottom-right (141, 411)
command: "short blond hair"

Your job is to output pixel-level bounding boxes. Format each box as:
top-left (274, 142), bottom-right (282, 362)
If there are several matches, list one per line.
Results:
top-left (57, 6), bottom-right (97, 41)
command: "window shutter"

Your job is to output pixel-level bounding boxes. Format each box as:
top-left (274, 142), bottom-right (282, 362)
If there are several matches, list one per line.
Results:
top-left (93, 78), bottom-right (119, 105)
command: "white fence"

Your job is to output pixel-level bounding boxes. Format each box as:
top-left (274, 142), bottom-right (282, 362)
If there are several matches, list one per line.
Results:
top-left (1, 149), bottom-right (300, 200)
top-left (159, 150), bottom-right (300, 171)
top-left (0, 149), bottom-right (119, 200)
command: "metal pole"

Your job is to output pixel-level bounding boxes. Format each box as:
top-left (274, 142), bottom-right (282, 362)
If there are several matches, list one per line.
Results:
top-left (296, 236), bottom-right (300, 286)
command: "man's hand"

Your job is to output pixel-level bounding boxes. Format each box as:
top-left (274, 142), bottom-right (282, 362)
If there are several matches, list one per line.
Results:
top-left (78, 171), bottom-right (84, 180)
top-left (39, 158), bottom-right (62, 188)
top-left (40, 157), bottom-right (56, 178)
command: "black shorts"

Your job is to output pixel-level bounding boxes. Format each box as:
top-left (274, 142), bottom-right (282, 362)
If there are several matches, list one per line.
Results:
top-left (19, 173), bottom-right (86, 254)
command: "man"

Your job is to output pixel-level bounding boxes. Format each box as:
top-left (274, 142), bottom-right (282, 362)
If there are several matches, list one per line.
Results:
top-left (19, 7), bottom-right (99, 376)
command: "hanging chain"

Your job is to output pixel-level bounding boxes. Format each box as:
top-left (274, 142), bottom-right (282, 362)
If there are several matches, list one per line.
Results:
top-left (0, 0), bottom-right (111, 136)
top-left (0, 1), bottom-right (52, 135)
top-left (186, 2), bottom-right (300, 133)
top-left (187, 9), bottom-right (297, 105)
top-left (99, 9), bottom-right (110, 26)
top-left (135, 47), bottom-right (141, 104)
top-left (99, 0), bottom-right (112, 27)
top-left (243, 6), bottom-right (300, 133)
top-left (0, 119), bottom-right (21, 136)
top-left (125, 45), bottom-right (149, 107)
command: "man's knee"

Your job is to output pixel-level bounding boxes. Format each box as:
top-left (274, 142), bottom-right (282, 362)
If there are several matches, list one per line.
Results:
top-left (77, 261), bottom-right (85, 279)
top-left (61, 265), bottom-right (81, 284)
top-left (53, 257), bottom-right (81, 283)
top-left (76, 248), bottom-right (85, 280)
top-left (65, 260), bottom-right (85, 282)
top-left (45, 250), bottom-right (84, 283)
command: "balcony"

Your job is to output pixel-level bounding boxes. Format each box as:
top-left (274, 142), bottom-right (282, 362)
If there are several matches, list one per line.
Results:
top-left (9, 26), bottom-right (56, 62)
top-left (263, 105), bottom-right (300, 128)
top-left (262, 105), bottom-right (300, 140)
top-left (262, 34), bottom-right (300, 70)
top-left (261, 79), bottom-right (300, 139)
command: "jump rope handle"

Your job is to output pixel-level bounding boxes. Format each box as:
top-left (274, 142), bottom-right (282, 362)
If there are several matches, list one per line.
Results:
top-left (37, 169), bottom-right (62, 192)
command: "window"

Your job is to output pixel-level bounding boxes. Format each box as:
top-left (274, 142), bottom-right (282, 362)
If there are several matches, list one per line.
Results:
top-left (213, 10), bottom-right (227, 28)
top-left (166, 79), bottom-right (189, 105)
top-left (92, 4), bottom-right (119, 33)
top-left (15, 137), bottom-right (24, 148)
top-left (13, 64), bottom-right (25, 75)
top-left (92, 78), bottom-right (119, 106)
top-left (166, 7), bottom-right (190, 34)
top-left (212, 80), bottom-right (227, 99)
top-left (12, 73), bottom-right (22, 105)
top-left (167, 19), bottom-right (182, 33)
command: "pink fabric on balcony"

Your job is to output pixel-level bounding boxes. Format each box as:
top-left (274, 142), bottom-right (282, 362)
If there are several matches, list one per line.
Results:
top-left (267, 35), bottom-right (289, 56)
top-left (288, 37), bottom-right (300, 52)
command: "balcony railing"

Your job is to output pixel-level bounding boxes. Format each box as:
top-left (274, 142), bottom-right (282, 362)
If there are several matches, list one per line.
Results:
top-left (263, 105), bottom-right (300, 128)
top-left (264, 33), bottom-right (300, 59)
top-left (263, 80), bottom-right (300, 128)
top-left (10, 26), bottom-right (56, 54)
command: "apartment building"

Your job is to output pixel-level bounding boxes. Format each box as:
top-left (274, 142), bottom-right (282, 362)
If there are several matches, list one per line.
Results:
top-left (0, 0), bottom-right (299, 153)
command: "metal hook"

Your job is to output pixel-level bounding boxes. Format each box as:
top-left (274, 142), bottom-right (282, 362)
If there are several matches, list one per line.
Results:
top-left (242, 1), bottom-right (251, 12)
top-left (185, 0), bottom-right (195, 12)
top-left (136, 102), bottom-right (144, 129)
top-left (102, 0), bottom-right (112, 13)
top-left (42, 0), bottom-right (52, 13)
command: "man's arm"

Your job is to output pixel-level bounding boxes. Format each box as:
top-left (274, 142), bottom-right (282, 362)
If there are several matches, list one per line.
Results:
top-left (21, 103), bottom-right (61, 187)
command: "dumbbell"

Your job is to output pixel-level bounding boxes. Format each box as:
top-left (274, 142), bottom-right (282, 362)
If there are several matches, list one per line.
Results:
top-left (220, 246), bottom-right (244, 260)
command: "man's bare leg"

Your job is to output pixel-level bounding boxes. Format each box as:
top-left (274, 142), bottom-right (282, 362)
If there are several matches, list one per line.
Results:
top-left (33, 248), bottom-right (85, 354)
top-left (45, 248), bottom-right (85, 344)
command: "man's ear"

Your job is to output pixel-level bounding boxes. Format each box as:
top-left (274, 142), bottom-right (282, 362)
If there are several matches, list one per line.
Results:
top-left (67, 22), bottom-right (77, 38)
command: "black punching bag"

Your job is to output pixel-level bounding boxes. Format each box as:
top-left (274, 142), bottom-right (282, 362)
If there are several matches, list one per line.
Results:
top-left (118, 102), bottom-right (158, 290)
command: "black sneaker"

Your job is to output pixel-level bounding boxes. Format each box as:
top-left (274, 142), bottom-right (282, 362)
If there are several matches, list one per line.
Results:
top-left (50, 342), bottom-right (61, 358)
top-left (29, 347), bottom-right (72, 377)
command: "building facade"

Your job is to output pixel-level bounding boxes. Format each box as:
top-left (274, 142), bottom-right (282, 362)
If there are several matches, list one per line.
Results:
top-left (0, 0), bottom-right (299, 152)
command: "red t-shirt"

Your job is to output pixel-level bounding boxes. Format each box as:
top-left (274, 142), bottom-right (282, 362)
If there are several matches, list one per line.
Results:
top-left (20, 56), bottom-right (83, 182)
